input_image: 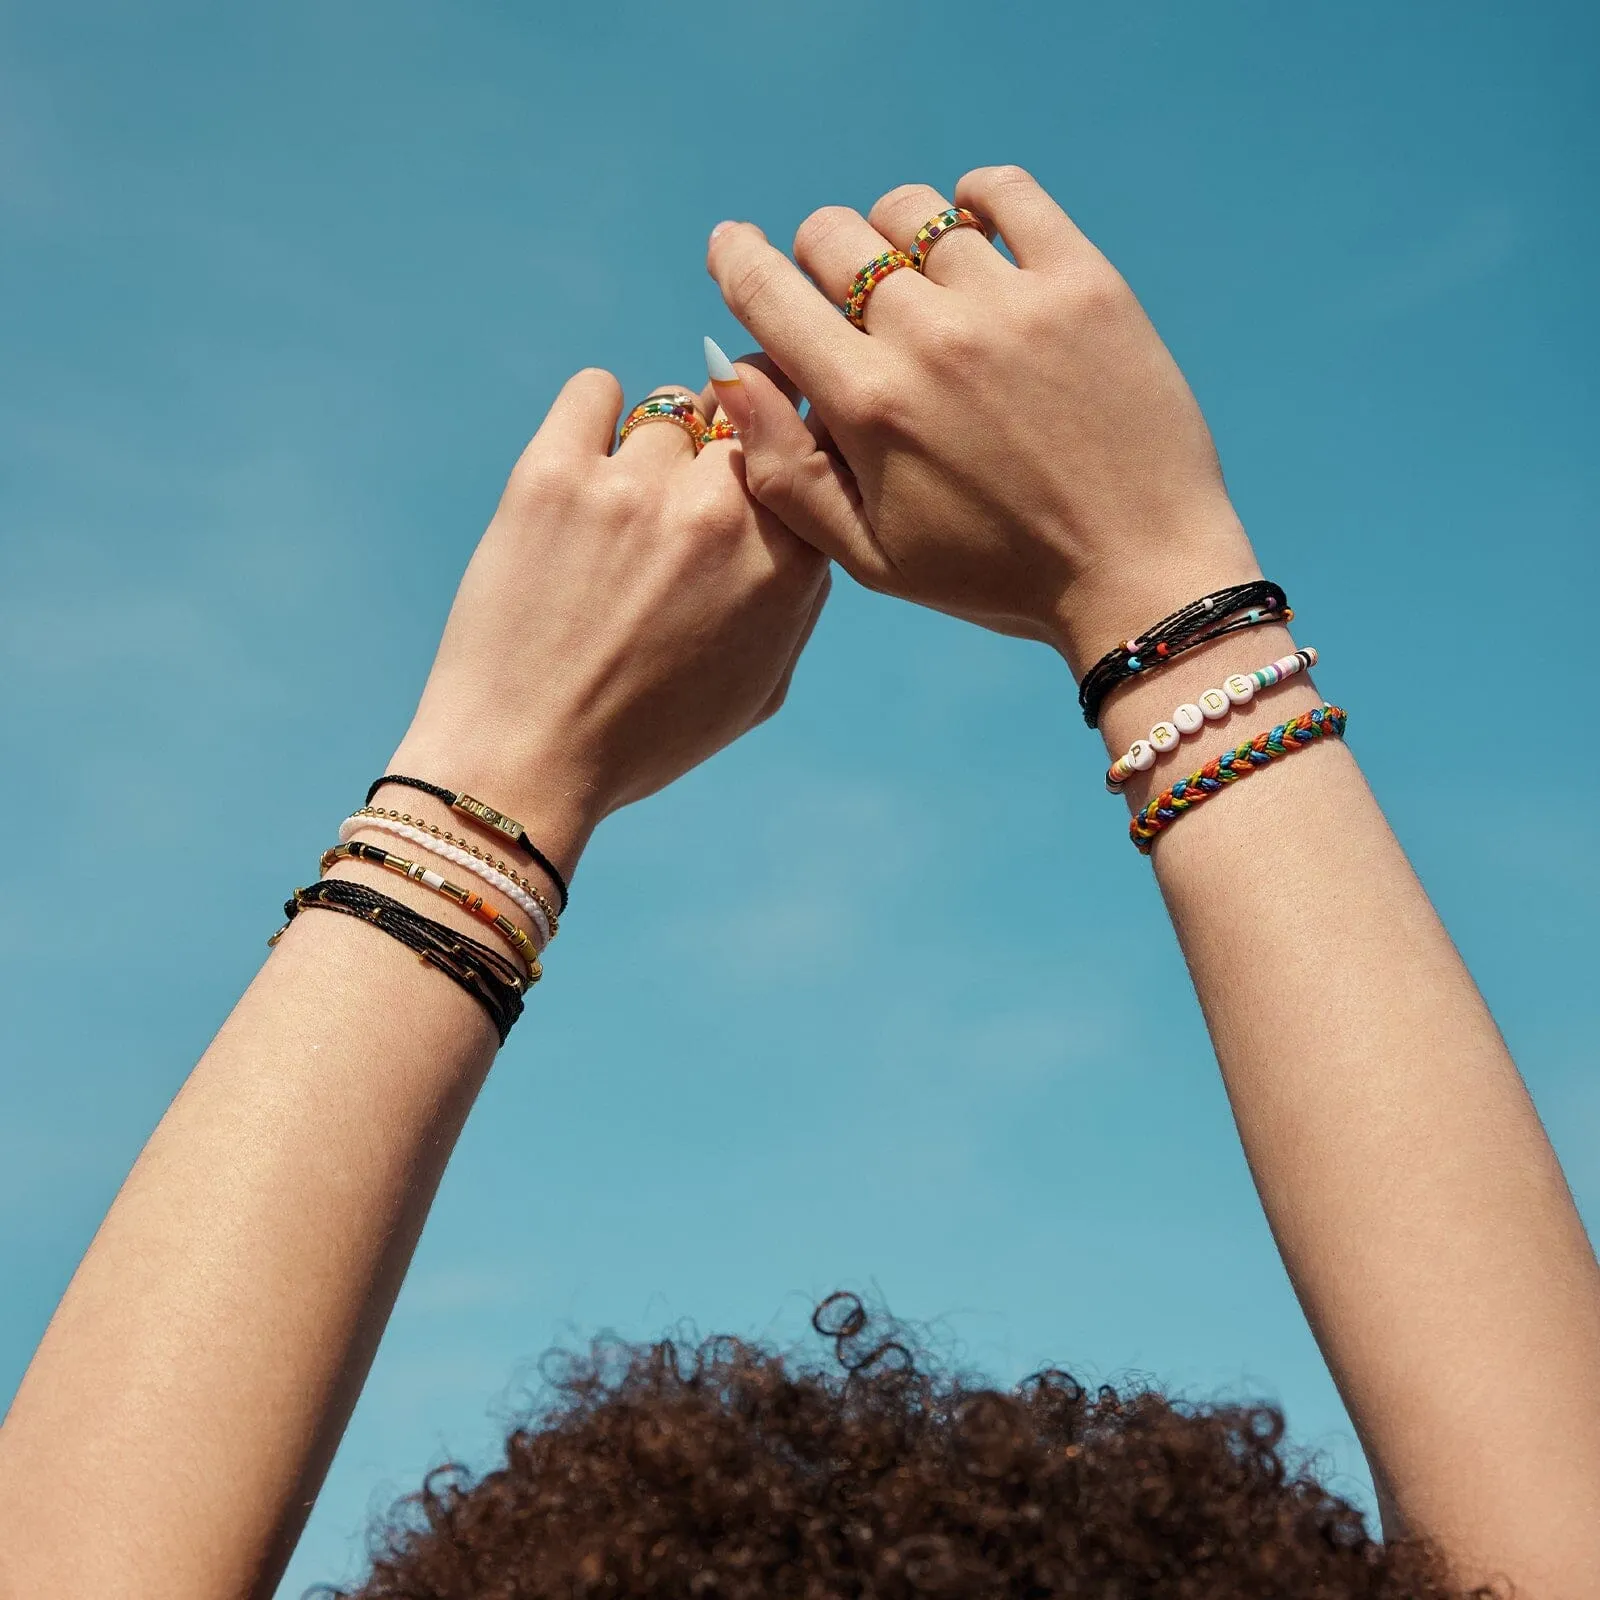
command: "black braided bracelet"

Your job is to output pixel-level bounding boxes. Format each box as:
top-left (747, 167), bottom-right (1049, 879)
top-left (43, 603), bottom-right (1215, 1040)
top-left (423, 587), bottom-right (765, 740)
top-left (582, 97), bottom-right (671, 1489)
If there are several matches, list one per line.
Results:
top-left (365, 773), bottom-right (569, 912)
top-left (1076, 580), bottom-right (1290, 728)
top-left (270, 878), bottom-right (527, 1043)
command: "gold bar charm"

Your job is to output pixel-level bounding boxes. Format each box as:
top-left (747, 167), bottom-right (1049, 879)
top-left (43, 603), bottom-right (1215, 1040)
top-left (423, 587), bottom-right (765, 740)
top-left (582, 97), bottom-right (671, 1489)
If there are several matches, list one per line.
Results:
top-left (452, 793), bottom-right (526, 845)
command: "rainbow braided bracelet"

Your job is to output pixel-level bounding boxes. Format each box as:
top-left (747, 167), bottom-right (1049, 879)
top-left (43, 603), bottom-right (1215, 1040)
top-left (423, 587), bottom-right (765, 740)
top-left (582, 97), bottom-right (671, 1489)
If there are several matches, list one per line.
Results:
top-left (1129, 704), bottom-right (1348, 854)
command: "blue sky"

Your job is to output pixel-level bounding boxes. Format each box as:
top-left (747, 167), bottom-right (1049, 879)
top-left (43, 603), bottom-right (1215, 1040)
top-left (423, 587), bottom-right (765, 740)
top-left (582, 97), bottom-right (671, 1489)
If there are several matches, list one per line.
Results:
top-left (1, 2), bottom-right (1595, 1593)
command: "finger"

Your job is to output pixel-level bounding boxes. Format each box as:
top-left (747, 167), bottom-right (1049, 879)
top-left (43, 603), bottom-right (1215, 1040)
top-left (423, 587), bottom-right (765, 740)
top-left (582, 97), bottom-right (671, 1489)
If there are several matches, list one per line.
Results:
top-left (733, 363), bottom-right (896, 592)
top-left (867, 183), bottom-right (1007, 287)
top-left (614, 386), bottom-right (705, 464)
top-left (707, 221), bottom-right (863, 397)
top-left (533, 367), bottom-right (625, 457)
top-left (791, 204), bottom-right (926, 331)
top-left (954, 164), bottom-right (1088, 272)
top-left (697, 351), bottom-right (799, 433)
top-left (757, 568), bottom-right (832, 724)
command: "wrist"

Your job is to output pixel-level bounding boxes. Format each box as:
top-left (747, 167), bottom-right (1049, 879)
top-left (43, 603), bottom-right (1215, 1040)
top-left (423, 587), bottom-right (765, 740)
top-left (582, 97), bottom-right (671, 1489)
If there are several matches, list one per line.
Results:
top-left (1047, 507), bottom-right (1260, 679)
top-left (382, 728), bottom-right (601, 893)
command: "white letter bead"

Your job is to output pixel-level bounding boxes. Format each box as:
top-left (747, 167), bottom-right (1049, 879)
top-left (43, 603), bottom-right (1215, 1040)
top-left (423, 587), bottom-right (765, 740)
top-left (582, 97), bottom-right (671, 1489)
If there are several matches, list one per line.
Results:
top-left (1149, 721), bottom-right (1182, 753)
top-left (1198, 688), bottom-right (1230, 720)
top-left (1223, 673), bottom-right (1256, 706)
top-left (1127, 739), bottom-right (1158, 772)
top-left (1172, 702), bottom-right (1205, 735)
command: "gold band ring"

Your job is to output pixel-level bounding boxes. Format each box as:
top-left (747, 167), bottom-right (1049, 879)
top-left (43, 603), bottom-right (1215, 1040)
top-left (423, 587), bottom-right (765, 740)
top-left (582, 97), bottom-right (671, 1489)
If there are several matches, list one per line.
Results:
top-left (910, 206), bottom-right (988, 270)
top-left (617, 394), bottom-right (706, 453)
top-left (843, 249), bottom-right (917, 330)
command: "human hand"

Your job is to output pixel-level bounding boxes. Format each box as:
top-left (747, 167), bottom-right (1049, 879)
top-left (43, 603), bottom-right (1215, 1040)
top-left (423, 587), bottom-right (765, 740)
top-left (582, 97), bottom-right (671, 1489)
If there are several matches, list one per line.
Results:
top-left (387, 367), bottom-right (830, 881)
top-left (704, 167), bottom-right (1259, 674)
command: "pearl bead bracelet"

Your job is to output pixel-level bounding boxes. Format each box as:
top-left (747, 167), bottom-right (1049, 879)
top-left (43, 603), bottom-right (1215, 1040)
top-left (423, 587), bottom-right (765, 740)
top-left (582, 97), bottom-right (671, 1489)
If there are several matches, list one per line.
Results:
top-left (1105, 648), bottom-right (1318, 793)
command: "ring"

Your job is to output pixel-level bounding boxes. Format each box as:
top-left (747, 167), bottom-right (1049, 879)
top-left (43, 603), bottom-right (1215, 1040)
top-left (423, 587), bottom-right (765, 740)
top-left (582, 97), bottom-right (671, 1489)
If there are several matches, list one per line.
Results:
top-left (910, 206), bottom-right (987, 270)
top-left (701, 417), bottom-right (739, 443)
top-left (617, 394), bottom-right (706, 453)
top-left (842, 249), bottom-right (916, 329)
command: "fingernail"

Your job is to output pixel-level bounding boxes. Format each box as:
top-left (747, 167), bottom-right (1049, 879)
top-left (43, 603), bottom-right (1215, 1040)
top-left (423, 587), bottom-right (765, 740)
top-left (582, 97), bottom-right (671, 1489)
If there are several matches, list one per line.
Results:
top-left (703, 335), bottom-right (752, 431)
top-left (709, 219), bottom-right (738, 243)
top-left (703, 335), bottom-right (739, 384)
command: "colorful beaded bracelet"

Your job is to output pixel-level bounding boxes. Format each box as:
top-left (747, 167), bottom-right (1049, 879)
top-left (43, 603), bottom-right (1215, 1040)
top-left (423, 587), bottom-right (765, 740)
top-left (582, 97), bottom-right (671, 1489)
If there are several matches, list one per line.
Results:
top-left (1078, 580), bottom-right (1291, 728)
top-left (321, 841), bottom-right (543, 975)
top-left (1106, 649), bottom-right (1318, 791)
top-left (843, 249), bottom-right (917, 328)
top-left (1128, 704), bottom-right (1347, 854)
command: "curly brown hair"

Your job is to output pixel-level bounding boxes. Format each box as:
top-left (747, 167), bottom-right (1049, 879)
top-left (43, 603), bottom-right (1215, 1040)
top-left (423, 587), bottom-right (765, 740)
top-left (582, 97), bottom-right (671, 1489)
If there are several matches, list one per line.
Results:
top-left (329, 1295), bottom-right (1487, 1599)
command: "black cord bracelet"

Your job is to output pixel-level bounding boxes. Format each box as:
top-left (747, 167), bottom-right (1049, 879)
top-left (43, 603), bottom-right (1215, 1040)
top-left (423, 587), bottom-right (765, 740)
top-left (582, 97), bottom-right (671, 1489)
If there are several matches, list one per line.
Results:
top-left (1076, 580), bottom-right (1290, 728)
top-left (364, 774), bottom-right (570, 912)
top-left (270, 878), bottom-right (527, 1043)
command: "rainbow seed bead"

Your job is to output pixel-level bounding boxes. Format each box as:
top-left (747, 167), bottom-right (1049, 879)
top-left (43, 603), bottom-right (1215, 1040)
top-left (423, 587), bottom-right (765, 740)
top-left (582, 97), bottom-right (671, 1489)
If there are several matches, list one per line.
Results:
top-left (910, 206), bottom-right (986, 268)
top-left (843, 250), bottom-right (917, 328)
top-left (701, 417), bottom-right (739, 443)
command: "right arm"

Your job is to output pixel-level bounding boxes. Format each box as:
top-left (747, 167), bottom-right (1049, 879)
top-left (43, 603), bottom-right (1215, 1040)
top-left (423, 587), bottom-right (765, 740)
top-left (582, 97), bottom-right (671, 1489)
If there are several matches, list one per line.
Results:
top-left (704, 166), bottom-right (1600, 1598)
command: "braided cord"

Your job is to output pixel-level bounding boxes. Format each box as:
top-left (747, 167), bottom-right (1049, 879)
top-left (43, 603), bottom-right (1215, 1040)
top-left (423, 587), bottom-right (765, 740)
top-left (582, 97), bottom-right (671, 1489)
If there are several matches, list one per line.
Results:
top-left (1130, 704), bottom-right (1348, 855)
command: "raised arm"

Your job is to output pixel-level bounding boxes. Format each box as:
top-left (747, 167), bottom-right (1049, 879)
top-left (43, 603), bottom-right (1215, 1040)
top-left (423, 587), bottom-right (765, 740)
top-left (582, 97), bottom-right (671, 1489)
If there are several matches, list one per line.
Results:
top-left (0, 369), bottom-right (828, 1600)
top-left (706, 167), bottom-right (1600, 1598)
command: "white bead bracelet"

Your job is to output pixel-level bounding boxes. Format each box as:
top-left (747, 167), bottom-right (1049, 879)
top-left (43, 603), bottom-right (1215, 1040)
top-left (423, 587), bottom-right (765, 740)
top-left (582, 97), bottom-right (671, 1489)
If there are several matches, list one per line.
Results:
top-left (338, 812), bottom-right (553, 948)
top-left (1105, 648), bottom-right (1318, 793)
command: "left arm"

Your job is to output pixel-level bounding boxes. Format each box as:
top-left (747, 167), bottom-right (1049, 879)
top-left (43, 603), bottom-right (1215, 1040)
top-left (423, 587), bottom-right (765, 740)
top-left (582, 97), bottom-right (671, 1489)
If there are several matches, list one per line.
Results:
top-left (0, 365), bottom-right (828, 1599)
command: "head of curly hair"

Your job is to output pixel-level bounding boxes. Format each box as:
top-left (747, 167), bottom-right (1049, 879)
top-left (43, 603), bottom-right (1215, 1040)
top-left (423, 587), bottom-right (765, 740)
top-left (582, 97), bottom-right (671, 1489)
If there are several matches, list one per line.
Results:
top-left (328, 1294), bottom-right (1485, 1599)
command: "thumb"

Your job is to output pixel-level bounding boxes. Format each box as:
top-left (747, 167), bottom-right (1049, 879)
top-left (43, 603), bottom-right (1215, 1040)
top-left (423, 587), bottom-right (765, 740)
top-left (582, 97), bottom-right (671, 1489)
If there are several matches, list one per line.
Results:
top-left (703, 337), bottom-right (891, 586)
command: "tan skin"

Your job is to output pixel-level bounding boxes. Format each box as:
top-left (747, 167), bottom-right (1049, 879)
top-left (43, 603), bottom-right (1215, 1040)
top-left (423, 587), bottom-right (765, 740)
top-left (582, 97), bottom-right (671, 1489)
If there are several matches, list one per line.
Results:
top-left (705, 166), bottom-right (1600, 1598)
top-left (2, 165), bottom-right (1595, 1599)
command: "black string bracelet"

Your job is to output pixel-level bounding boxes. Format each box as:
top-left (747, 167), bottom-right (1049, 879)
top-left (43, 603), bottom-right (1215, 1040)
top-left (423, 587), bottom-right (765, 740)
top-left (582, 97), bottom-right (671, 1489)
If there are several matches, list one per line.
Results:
top-left (1077, 580), bottom-right (1290, 728)
top-left (365, 774), bottom-right (570, 912)
top-left (269, 878), bottom-right (526, 1043)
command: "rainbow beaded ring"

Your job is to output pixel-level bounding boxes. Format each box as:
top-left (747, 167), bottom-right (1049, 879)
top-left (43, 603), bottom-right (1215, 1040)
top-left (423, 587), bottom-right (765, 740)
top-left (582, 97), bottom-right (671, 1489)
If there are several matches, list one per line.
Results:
top-left (617, 394), bottom-right (707, 453)
top-left (843, 249), bottom-right (917, 328)
top-left (910, 206), bottom-right (987, 268)
top-left (1106, 648), bottom-right (1318, 792)
top-left (701, 417), bottom-right (739, 443)
top-left (1129, 704), bottom-right (1348, 854)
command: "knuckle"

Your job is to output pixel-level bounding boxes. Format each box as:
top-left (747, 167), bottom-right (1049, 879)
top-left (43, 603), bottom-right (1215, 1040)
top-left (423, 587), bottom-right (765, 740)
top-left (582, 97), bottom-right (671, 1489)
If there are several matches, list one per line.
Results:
top-left (916, 310), bottom-right (983, 371)
top-left (834, 369), bottom-right (899, 432)
top-left (868, 182), bottom-right (939, 232)
top-left (1068, 261), bottom-right (1134, 321)
top-left (682, 483), bottom-right (750, 544)
top-left (742, 450), bottom-right (798, 508)
top-left (792, 205), bottom-right (858, 260)
top-left (968, 162), bottom-right (1036, 193)
top-left (726, 253), bottom-right (781, 317)
top-left (593, 468), bottom-right (651, 524)
top-left (571, 366), bottom-right (623, 408)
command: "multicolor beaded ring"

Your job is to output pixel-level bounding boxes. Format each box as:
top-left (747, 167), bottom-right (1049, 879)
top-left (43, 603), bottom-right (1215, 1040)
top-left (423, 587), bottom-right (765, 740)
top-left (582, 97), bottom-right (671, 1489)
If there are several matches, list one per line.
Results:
top-left (843, 249), bottom-right (917, 328)
top-left (617, 394), bottom-right (708, 453)
top-left (1106, 649), bottom-right (1318, 792)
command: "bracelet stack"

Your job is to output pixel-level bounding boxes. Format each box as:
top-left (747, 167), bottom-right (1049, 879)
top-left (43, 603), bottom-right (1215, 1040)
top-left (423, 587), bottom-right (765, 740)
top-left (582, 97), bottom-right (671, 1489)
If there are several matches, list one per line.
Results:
top-left (270, 773), bottom-right (571, 1044)
top-left (1105, 649), bottom-right (1317, 792)
top-left (1078, 582), bottom-right (1348, 853)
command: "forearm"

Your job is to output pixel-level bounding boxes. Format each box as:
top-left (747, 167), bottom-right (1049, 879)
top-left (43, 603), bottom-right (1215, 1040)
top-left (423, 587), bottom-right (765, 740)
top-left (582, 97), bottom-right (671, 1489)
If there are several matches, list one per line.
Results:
top-left (1098, 613), bottom-right (1600, 1594)
top-left (0, 868), bottom-right (506, 1598)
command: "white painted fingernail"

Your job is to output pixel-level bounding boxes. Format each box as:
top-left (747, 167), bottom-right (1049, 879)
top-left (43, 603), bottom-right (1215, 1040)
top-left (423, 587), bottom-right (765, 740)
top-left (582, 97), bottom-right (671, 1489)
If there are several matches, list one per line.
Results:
top-left (703, 336), bottom-right (740, 384)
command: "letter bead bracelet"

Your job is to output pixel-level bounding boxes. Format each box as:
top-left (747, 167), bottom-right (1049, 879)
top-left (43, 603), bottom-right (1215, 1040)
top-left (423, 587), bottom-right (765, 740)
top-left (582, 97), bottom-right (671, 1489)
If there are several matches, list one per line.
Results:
top-left (1106, 649), bottom-right (1318, 792)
